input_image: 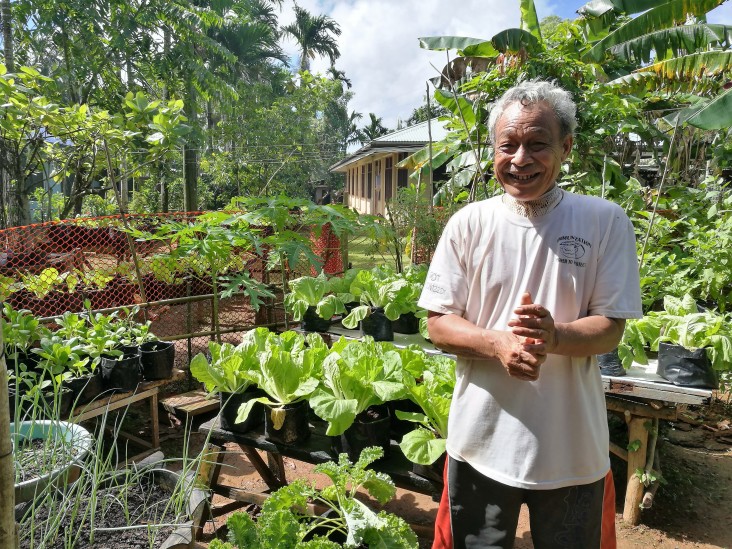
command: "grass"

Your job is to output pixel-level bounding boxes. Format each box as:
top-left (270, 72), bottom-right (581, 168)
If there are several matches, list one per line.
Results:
top-left (345, 236), bottom-right (408, 271)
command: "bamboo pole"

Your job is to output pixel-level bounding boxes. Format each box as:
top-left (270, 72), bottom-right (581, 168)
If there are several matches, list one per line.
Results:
top-left (0, 326), bottom-right (18, 548)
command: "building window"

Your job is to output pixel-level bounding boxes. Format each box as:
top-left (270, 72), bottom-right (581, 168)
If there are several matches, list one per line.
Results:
top-left (397, 153), bottom-right (409, 189)
top-left (367, 162), bottom-right (373, 199)
top-left (361, 165), bottom-right (366, 197)
top-left (385, 157), bottom-right (393, 201)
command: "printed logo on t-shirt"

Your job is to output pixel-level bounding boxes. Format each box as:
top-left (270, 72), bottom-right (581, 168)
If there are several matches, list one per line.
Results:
top-left (557, 235), bottom-right (591, 267)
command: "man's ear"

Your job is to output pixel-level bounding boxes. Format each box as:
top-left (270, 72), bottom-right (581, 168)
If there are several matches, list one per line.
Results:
top-left (561, 134), bottom-right (573, 161)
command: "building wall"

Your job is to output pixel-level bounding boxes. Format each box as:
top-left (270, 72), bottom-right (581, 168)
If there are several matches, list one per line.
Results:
top-left (342, 152), bottom-right (415, 216)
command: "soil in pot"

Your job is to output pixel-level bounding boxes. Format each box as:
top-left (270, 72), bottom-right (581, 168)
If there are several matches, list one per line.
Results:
top-left (264, 400), bottom-right (311, 445)
top-left (101, 352), bottom-right (142, 392)
top-left (140, 340), bottom-right (176, 380)
top-left (334, 404), bottom-right (391, 462)
top-left (392, 311), bottom-right (420, 334)
top-left (657, 342), bottom-right (718, 389)
top-left (219, 388), bottom-right (265, 433)
top-left (301, 305), bottom-right (332, 332)
top-left (360, 308), bottom-right (393, 341)
top-left (19, 471), bottom-right (191, 549)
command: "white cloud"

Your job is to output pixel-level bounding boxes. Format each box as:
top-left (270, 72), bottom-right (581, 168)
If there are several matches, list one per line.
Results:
top-left (279, 0), bottom-right (520, 129)
top-left (277, 1), bottom-right (732, 130)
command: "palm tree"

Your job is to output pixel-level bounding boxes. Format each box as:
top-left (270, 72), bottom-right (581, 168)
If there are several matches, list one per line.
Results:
top-left (357, 113), bottom-right (389, 144)
top-left (282, 3), bottom-right (341, 72)
top-left (327, 65), bottom-right (352, 89)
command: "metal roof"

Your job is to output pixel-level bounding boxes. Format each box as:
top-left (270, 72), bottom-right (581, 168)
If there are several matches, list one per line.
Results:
top-left (329, 118), bottom-right (449, 172)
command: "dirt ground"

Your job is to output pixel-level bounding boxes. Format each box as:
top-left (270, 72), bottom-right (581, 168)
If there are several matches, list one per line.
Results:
top-left (145, 400), bottom-right (732, 549)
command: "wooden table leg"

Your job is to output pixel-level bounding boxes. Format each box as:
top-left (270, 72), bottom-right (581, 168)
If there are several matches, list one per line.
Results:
top-left (267, 452), bottom-right (287, 486)
top-left (239, 444), bottom-right (286, 490)
top-left (150, 390), bottom-right (159, 448)
top-left (623, 417), bottom-right (649, 524)
top-left (194, 441), bottom-right (226, 540)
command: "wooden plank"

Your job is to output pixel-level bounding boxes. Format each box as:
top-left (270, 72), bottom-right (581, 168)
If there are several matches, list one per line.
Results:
top-left (160, 390), bottom-right (219, 416)
top-left (605, 395), bottom-right (677, 421)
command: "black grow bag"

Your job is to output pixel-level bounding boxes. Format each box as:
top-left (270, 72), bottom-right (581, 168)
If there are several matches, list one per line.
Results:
top-left (657, 342), bottom-right (718, 389)
top-left (333, 404), bottom-right (391, 462)
top-left (219, 388), bottom-right (265, 433)
top-left (64, 371), bottom-right (105, 405)
top-left (140, 341), bottom-right (175, 380)
top-left (301, 306), bottom-right (332, 333)
top-left (264, 400), bottom-right (311, 445)
top-left (392, 311), bottom-right (420, 334)
top-left (597, 348), bottom-right (625, 377)
top-left (101, 352), bottom-right (142, 392)
top-left (360, 308), bottom-right (393, 341)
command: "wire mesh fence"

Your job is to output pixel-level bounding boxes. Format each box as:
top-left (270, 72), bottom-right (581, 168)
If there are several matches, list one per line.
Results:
top-left (0, 213), bottom-right (342, 370)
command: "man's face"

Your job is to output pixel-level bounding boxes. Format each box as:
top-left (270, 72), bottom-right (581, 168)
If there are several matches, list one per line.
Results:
top-left (493, 101), bottom-right (573, 201)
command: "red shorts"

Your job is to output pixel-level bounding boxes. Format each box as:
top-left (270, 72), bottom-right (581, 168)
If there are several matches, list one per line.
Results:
top-left (432, 457), bottom-right (617, 549)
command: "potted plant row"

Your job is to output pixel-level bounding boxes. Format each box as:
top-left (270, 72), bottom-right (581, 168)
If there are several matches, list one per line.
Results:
top-left (285, 265), bottom-right (429, 342)
top-left (191, 326), bottom-right (456, 476)
top-left (618, 294), bottom-right (732, 389)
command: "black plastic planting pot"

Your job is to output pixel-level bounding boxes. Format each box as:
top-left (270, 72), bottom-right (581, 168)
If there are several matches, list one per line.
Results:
top-left (412, 452), bottom-right (447, 484)
top-left (301, 306), bottom-right (332, 333)
top-left (64, 371), bottom-right (104, 405)
top-left (392, 312), bottom-right (420, 335)
top-left (101, 352), bottom-right (142, 392)
top-left (657, 342), bottom-right (718, 389)
top-left (360, 308), bottom-right (393, 341)
top-left (140, 340), bottom-right (175, 380)
top-left (597, 347), bottom-right (625, 377)
top-left (334, 404), bottom-right (391, 462)
top-left (219, 388), bottom-right (265, 433)
top-left (264, 400), bottom-right (311, 445)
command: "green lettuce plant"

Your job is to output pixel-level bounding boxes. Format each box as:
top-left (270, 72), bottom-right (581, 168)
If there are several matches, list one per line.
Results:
top-left (619, 294), bottom-right (732, 371)
top-left (340, 270), bottom-right (410, 329)
top-left (284, 273), bottom-right (348, 322)
top-left (208, 447), bottom-right (418, 549)
top-left (234, 329), bottom-right (329, 429)
top-left (309, 337), bottom-right (407, 436)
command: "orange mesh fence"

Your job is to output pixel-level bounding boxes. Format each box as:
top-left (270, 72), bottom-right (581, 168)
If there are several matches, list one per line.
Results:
top-left (0, 212), bottom-right (279, 314)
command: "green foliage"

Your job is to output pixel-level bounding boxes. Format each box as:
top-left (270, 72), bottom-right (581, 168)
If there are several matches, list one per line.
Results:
top-left (234, 330), bottom-right (328, 428)
top-left (621, 294), bottom-right (732, 371)
top-left (213, 447), bottom-right (418, 549)
top-left (284, 274), bottom-right (348, 321)
top-left (396, 353), bottom-right (455, 465)
top-left (309, 337), bottom-right (407, 436)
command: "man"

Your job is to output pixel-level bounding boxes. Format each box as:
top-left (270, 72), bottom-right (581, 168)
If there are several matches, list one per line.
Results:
top-left (418, 80), bottom-right (642, 549)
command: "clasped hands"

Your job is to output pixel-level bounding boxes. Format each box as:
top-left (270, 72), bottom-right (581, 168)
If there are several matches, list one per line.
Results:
top-left (498, 292), bottom-right (557, 381)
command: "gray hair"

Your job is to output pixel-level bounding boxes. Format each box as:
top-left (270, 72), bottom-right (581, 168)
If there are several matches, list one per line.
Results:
top-left (488, 80), bottom-right (577, 144)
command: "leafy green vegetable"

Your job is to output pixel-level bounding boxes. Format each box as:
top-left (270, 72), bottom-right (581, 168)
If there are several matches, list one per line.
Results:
top-left (284, 273), bottom-right (348, 321)
top-left (210, 447), bottom-right (418, 549)
top-left (309, 337), bottom-right (407, 436)
top-left (234, 330), bottom-right (327, 429)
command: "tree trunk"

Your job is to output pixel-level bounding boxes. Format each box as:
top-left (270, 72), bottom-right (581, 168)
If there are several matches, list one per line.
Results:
top-left (183, 144), bottom-right (198, 212)
top-left (183, 79), bottom-right (198, 212)
top-left (1, 0), bottom-right (14, 73)
top-left (160, 27), bottom-right (170, 212)
top-left (7, 160), bottom-right (30, 227)
top-left (0, 324), bottom-right (18, 549)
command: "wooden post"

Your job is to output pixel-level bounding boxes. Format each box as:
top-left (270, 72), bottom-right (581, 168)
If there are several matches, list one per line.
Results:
top-left (0, 326), bottom-right (18, 548)
top-left (623, 417), bottom-right (649, 524)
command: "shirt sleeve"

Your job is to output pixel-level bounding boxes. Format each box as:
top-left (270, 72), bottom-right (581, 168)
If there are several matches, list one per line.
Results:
top-left (588, 206), bottom-right (643, 319)
top-left (417, 213), bottom-right (469, 316)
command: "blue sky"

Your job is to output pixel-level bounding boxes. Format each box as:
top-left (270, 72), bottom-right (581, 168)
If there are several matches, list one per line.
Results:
top-left (278, 1), bottom-right (732, 130)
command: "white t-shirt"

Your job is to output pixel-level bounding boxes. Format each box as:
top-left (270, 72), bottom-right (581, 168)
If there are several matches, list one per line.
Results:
top-left (418, 191), bottom-right (642, 490)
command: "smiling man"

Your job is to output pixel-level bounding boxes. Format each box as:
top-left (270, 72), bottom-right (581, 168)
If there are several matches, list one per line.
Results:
top-left (418, 81), bottom-right (642, 549)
